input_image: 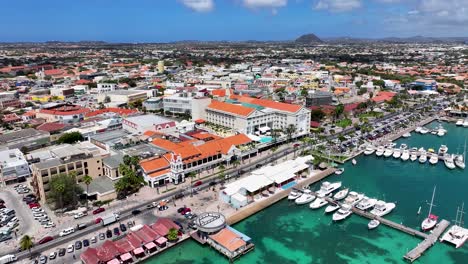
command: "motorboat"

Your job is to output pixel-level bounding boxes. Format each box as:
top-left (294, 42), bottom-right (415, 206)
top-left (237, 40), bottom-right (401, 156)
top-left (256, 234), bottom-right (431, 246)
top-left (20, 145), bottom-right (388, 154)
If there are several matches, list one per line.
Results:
top-left (332, 204), bottom-right (353, 221)
top-left (420, 127), bottom-right (429, 134)
top-left (364, 145), bottom-right (375, 155)
top-left (455, 155), bottom-right (465, 169)
top-left (428, 148), bottom-right (435, 154)
top-left (309, 197), bottom-right (328, 209)
top-left (415, 127), bottom-right (422, 133)
top-left (325, 203), bottom-right (340, 214)
top-left (352, 159), bottom-right (357, 165)
top-left (410, 152), bottom-right (418, 161)
top-left (400, 144), bottom-right (408, 150)
top-left (437, 129), bottom-right (446, 137)
top-left (295, 189), bottom-right (315, 205)
top-left (370, 201), bottom-right (396, 217)
top-left (429, 154), bottom-right (439, 165)
top-left (335, 168), bottom-right (345, 175)
top-left (401, 150), bottom-right (410, 161)
top-left (333, 188), bottom-right (349, 200)
top-left (375, 146), bottom-right (385, 157)
top-left (383, 148), bottom-right (393, 158)
top-left (431, 130), bottom-right (437, 135)
top-left (344, 191), bottom-right (364, 206)
top-left (368, 220), bottom-right (380, 230)
top-left (418, 147), bottom-right (425, 152)
top-left (392, 148), bottom-right (401, 159)
top-left (444, 154), bottom-right (456, 170)
top-left (402, 132), bottom-right (411, 138)
top-left (421, 186), bottom-right (438, 231)
top-left (316, 181), bottom-right (342, 197)
top-left (438, 145), bottom-right (448, 155)
top-left (456, 119), bottom-right (464, 126)
top-left (288, 189), bottom-right (302, 200)
top-left (464, 119), bottom-right (468, 128)
top-left (356, 196), bottom-right (377, 211)
top-left (419, 151), bottom-right (427, 163)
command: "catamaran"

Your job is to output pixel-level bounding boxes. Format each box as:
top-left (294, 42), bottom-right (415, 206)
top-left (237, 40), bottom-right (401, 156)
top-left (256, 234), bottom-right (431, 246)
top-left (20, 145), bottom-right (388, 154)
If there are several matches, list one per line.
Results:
top-left (440, 203), bottom-right (468, 248)
top-left (421, 186), bottom-right (438, 231)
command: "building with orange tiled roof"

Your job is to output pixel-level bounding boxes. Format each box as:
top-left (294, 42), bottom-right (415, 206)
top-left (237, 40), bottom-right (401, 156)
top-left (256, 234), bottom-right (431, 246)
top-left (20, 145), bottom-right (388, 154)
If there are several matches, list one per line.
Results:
top-left (205, 97), bottom-right (310, 137)
top-left (36, 103), bottom-right (91, 124)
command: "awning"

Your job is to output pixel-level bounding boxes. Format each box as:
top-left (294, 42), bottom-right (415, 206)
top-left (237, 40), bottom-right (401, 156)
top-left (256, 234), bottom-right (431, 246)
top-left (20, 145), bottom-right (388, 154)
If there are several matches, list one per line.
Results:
top-left (159, 201), bottom-right (167, 206)
top-left (107, 259), bottom-right (120, 264)
top-left (133, 247), bottom-right (145, 255)
top-left (145, 242), bottom-right (157, 250)
top-left (120, 253), bottom-right (132, 261)
top-left (156, 236), bottom-right (167, 245)
top-left (258, 126), bottom-right (270, 132)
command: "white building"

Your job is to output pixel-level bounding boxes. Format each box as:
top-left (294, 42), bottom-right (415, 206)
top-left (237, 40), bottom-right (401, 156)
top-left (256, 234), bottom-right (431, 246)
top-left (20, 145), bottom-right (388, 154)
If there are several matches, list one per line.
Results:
top-left (96, 83), bottom-right (116, 94)
top-left (0, 149), bottom-right (30, 184)
top-left (122, 114), bottom-right (176, 134)
top-left (163, 92), bottom-right (211, 118)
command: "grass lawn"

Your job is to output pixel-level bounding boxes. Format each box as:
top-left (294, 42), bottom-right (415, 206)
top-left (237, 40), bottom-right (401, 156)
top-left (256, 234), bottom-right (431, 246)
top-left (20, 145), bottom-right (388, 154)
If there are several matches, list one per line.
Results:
top-left (336, 118), bottom-right (352, 128)
top-left (358, 111), bottom-right (384, 119)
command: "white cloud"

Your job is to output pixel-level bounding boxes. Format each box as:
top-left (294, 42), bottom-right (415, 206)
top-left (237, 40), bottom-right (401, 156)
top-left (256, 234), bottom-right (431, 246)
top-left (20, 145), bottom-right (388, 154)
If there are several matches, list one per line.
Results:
top-left (417, 0), bottom-right (468, 24)
top-left (314, 0), bottom-right (361, 12)
top-left (179, 0), bottom-right (214, 12)
top-left (243, 0), bottom-right (288, 8)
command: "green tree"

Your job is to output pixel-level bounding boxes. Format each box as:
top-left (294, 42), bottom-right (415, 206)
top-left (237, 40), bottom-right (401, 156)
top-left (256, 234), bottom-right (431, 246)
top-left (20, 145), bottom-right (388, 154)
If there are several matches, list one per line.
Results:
top-left (57, 132), bottom-right (84, 144)
top-left (167, 228), bottom-right (178, 241)
top-left (355, 81), bottom-right (363, 88)
top-left (310, 109), bottom-right (325, 122)
top-left (114, 164), bottom-right (146, 197)
top-left (271, 129), bottom-right (281, 143)
top-left (49, 173), bottom-right (83, 209)
top-left (20, 235), bottom-right (34, 258)
top-left (285, 124), bottom-right (296, 143)
top-left (334, 104), bottom-right (344, 120)
top-left (82, 175), bottom-right (93, 208)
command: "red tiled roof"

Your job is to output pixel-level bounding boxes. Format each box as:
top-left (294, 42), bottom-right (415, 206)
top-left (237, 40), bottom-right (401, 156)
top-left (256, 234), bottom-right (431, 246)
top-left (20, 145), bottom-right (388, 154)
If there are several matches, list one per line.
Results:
top-left (81, 248), bottom-right (100, 264)
top-left (36, 122), bottom-right (66, 132)
top-left (310, 121), bottom-right (320, 128)
top-left (75, 79), bottom-right (91, 85)
top-left (140, 154), bottom-right (171, 173)
top-left (113, 238), bottom-right (135, 254)
top-left (207, 100), bottom-right (255, 117)
top-left (211, 89), bottom-right (226, 97)
top-left (209, 228), bottom-right (246, 252)
top-left (134, 225), bottom-right (161, 243)
top-left (44, 69), bottom-right (64, 76)
top-left (96, 240), bottom-right (120, 262)
top-left (151, 218), bottom-right (180, 236)
top-left (230, 94), bottom-right (302, 113)
top-left (39, 105), bottom-right (90, 116)
top-left (85, 108), bottom-right (138, 118)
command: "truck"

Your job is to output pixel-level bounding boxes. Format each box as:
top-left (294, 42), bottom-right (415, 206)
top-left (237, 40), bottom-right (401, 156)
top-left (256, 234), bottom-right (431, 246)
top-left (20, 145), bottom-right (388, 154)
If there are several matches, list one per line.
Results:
top-left (0, 254), bottom-right (17, 264)
top-left (101, 213), bottom-right (120, 226)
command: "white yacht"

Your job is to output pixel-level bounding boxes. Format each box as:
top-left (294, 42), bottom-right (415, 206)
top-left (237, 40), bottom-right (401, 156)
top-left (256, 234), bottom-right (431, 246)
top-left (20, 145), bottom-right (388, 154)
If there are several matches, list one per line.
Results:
top-left (415, 127), bottom-right (422, 133)
top-left (295, 189), bottom-right (315, 205)
top-left (402, 132), bottom-right (411, 138)
top-left (419, 151), bottom-right (427, 163)
top-left (288, 189), bottom-right (302, 200)
top-left (429, 153), bottom-right (439, 165)
top-left (364, 145), bottom-right (375, 155)
top-left (332, 204), bottom-right (353, 221)
top-left (444, 154), bottom-right (456, 170)
top-left (392, 148), bottom-right (402, 159)
top-left (410, 153), bottom-right (418, 161)
top-left (456, 119), bottom-right (464, 126)
top-left (333, 188), bottom-right (349, 201)
top-left (335, 168), bottom-right (345, 175)
top-left (356, 196), bottom-right (377, 211)
top-left (375, 146), bottom-right (385, 157)
top-left (420, 127), bottom-right (429, 134)
top-left (455, 155), bottom-right (465, 169)
top-left (370, 201), bottom-right (396, 217)
top-left (325, 203), bottom-right (340, 213)
top-left (309, 197), bottom-right (328, 209)
top-left (401, 150), bottom-right (410, 161)
top-left (316, 181), bottom-right (342, 198)
top-left (438, 145), bottom-right (448, 155)
top-left (437, 129), bottom-right (446, 137)
top-left (344, 191), bottom-right (364, 206)
top-left (464, 119), bottom-right (468, 128)
top-left (421, 186), bottom-right (438, 231)
top-left (418, 147), bottom-right (426, 152)
top-left (383, 148), bottom-right (393, 158)
top-left (368, 220), bottom-right (380, 230)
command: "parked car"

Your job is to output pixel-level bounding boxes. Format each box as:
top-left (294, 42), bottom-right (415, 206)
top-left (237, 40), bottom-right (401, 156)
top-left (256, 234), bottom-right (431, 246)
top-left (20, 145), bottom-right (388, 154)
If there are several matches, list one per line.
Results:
top-left (39, 255), bottom-right (47, 264)
top-left (59, 227), bottom-right (75, 237)
top-left (120, 223), bottom-right (127, 232)
top-left (74, 212), bottom-right (87, 219)
top-left (49, 252), bottom-right (57, 260)
top-left (113, 227), bottom-right (120, 236)
top-left (90, 236), bottom-right (97, 244)
top-left (29, 203), bottom-right (40, 209)
top-left (38, 236), bottom-right (53, 245)
top-left (99, 233), bottom-right (105, 240)
top-left (58, 248), bottom-right (66, 257)
top-left (193, 181), bottom-right (203, 187)
top-left (94, 217), bottom-right (102, 224)
top-left (83, 239), bottom-right (90, 247)
top-left (75, 240), bottom-right (82, 250)
top-left (106, 230), bottom-right (112, 238)
top-left (131, 209), bottom-right (141, 215)
top-left (92, 208), bottom-right (105, 215)
top-left (67, 244), bottom-right (74, 253)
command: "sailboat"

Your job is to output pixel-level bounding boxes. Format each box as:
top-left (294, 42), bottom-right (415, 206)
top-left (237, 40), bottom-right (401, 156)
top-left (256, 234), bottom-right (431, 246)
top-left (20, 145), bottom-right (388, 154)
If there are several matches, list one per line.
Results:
top-left (455, 139), bottom-right (466, 169)
top-left (421, 186), bottom-right (438, 231)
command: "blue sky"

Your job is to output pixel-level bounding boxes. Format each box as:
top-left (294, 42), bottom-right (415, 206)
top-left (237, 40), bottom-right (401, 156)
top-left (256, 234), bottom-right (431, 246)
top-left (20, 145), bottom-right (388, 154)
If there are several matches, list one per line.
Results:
top-left (1, 0), bottom-right (467, 42)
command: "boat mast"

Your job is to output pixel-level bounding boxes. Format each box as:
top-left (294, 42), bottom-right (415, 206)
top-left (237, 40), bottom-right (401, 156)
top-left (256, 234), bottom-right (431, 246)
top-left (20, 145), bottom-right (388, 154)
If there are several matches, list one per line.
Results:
top-left (427, 186), bottom-right (436, 217)
top-left (456, 203), bottom-right (465, 227)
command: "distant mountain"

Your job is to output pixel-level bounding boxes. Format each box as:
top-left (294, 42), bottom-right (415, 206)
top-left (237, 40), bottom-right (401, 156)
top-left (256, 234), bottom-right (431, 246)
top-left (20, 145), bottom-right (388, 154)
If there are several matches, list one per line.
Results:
top-left (295, 34), bottom-right (323, 44)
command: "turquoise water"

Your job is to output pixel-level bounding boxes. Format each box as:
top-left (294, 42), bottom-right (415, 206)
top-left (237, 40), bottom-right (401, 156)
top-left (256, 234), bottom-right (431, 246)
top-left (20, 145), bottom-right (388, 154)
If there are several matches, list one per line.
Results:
top-left (146, 121), bottom-right (468, 264)
top-left (260, 136), bottom-right (273, 143)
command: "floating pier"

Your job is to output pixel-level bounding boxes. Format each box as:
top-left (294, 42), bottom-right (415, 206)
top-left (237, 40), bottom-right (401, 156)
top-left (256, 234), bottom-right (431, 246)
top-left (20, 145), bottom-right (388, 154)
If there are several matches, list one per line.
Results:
top-left (404, 220), bottom-right (450, 262)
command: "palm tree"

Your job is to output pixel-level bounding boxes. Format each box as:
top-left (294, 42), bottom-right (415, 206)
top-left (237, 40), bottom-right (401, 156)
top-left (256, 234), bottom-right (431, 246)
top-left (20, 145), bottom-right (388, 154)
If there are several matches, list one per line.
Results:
top-left (20, 235), bottom-right (34, 258)
top-left (218, 164), bottom-right (225, 171)
top-left (82, 175), bottom-right (93, 208)
top-left (53, 181), bottom-right (65, 209)
top-left (187, 172), bottom-right (197, 197)
top-left (285, 124), bottom-right (296, 143)
top-left (232, 160), bottom-right (241, 168)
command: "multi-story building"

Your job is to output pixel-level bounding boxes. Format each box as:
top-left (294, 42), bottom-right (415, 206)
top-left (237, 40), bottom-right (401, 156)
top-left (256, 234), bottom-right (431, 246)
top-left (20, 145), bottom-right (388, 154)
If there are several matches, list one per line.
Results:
top-left (0, 149), bottom-right (30, 185)
top-left (305, 90), bottom-right (333, 107)
top-left (0, 128), bottom-right (50, 151)
top-left (205, 95), bottom-right (310, 136)
top-left (29, 142), bottom-right (108, 202)
top-left (122, 115), bottom-right (176, 134)
top-left (36, 103), bottom-right (90, 124)
top-left (0, 97), bottom-right (21, 110)
top-left (96, 83), bottom-right (116, 94)
top-left (97, 90), bottom-right (148, 105)
top-left (163, 92), bottom-right (211, 118)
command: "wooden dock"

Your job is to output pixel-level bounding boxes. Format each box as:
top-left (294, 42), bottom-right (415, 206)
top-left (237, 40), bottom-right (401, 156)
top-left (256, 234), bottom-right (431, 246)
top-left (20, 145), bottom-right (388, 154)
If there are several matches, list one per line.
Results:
top-left (403, 220), bottom-right (450, 262)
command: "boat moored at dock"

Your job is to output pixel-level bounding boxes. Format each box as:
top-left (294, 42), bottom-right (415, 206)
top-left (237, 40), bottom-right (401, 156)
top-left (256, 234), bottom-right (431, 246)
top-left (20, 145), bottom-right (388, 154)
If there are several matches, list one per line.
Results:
top-left (383, 148), bottom-right (393, 157)
top-left (370, 201), bottom-right (396, 217)
top-left (375, 146), bottom-right (385, 157)
top-left (344, 191), bottom-right (364, 206)
top-left (332, 204), bottom-right (353, 221)
top-left (295, 189), bottom-right (315, 205)
top-left (288, 189), bottom-right (302, 200)
top-left (356, 196), bottom-right (377, 211)
top-left (309, 197), bottom-right (328, 209)
top-left (444, 154), bottom-right (456, 170)
top-left (368, 220), bottom-right (380, 230)
top-left (333, 188), bottom-right (349, 201)
top-left (316, 181), bottom-right (342, 198)
top-left (364, 145), bottom-right (375, 155)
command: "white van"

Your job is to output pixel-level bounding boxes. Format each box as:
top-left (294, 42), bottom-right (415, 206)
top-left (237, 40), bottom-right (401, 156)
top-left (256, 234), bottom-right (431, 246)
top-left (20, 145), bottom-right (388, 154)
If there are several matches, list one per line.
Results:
top-left (59, 227), bottom-right (75, 237)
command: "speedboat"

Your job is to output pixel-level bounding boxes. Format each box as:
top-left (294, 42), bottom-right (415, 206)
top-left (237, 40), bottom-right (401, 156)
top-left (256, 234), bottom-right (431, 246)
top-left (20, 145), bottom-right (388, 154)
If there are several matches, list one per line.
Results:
top-left (418, 147), bottom-right (426, 152)
top-left (332, 204), bottom-right (353, 221)
top-left (415, 127), bottom-right (422, 133)
top-left (370, 201), bottom-right (396, 217)
top-left (422, 214), bottom-right (439, 231)
top-left (431, 130), bottom-right (437, 135)
top-left (429, 154), bottom-right (439, 165)
top-left (344, 191), bottom-right (364, 206)
top-left (392, 148), bottom-right (401, 159)
top-left (375, 146), bottom-right (385, 157)
top-left (333, 188), bottom-right (349, 200)
top-left (419, 151), bottom-right (427, 163)
top-left (456, 119), bottom-right (464, 126)
top-left (368, 220), bottom-right (380, 230)
top-left (444, 154), bottom-right (456, 170)
top-left (364, 145), bottom-right (375, 155)
top-left (437, 129), bottom-right (446, 137)
top-left (401, 150), bottom-right (410, 161)
top-left (309, 197), bottom-right (328, 209)
top-left (335, 168), bottom-right (345, 175)
top-left (383, 148), bottom-right (393, 158)
top-left (455, 155), bottom-right (465, 169)
top-left (420, 127), bottom-right (429, 134)
top-left (402, 132), bottom-right (411, 138)
top-left (316, 181), bottom-right (342, 197)
top-left (410, 153), bottom-right (418, 161)
top-left (295, 189), bottom-right (315, 205)
top-left (356, 196), bottom-right (377, 211)
top-left (325, 203), bottom-right (340, 214)
top-left (288, 189), bottom-right (302, 200)
top-left (352, 159), bottom-right (357, 165)
top-left (438, 145), bottom-right (448, 155)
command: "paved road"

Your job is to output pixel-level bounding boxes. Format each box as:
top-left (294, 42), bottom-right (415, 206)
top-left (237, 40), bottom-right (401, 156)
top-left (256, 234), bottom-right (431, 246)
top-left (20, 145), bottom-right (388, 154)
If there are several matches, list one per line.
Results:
top-left (12, 143), bottom-right (300, 261)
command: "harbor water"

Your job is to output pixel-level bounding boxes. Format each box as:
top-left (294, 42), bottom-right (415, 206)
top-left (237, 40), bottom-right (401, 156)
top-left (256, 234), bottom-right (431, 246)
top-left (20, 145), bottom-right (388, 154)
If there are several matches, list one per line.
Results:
top-left (145, 121), bottom-right (468, 264)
